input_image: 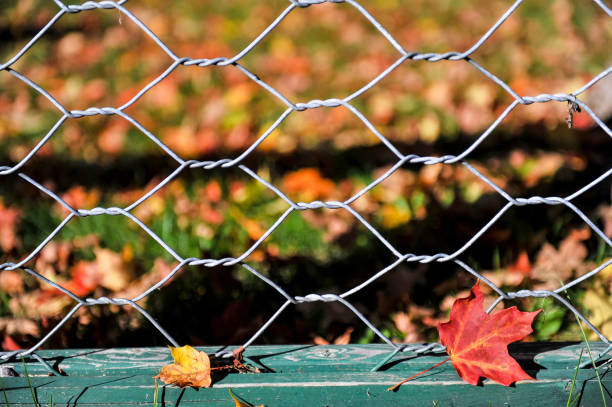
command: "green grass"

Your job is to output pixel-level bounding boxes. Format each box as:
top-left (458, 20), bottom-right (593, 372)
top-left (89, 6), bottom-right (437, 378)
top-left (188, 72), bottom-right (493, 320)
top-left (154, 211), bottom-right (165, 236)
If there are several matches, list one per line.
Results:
top-left (22, 358), bottom-right (40, 407)
top-left (566, 347), bottom-right (583, 407)
top-left (153, 378), bottom-right (159, 407)
top-left (576, 319), bottom-right (607, 407)
top-left (1, 377), bottom-right (10, 407)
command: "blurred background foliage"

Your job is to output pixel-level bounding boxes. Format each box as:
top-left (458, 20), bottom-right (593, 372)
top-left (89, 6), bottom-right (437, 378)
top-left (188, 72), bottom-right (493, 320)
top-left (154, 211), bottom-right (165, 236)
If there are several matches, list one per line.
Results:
top-left (0, 0), bottom-right (610, 349)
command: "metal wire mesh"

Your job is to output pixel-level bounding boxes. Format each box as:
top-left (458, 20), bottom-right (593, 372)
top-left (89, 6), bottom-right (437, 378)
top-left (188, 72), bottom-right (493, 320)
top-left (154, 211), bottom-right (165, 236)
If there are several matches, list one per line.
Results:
top-left (1, 0), bottom-right (611, 373)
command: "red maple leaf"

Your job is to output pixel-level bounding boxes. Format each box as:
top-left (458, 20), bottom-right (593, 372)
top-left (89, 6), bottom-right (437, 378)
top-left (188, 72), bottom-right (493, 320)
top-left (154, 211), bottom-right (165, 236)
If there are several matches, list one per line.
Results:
top-left (438, 283), bottom-right (541, 386)
top-left (389, 283), bottom-right (541, 391)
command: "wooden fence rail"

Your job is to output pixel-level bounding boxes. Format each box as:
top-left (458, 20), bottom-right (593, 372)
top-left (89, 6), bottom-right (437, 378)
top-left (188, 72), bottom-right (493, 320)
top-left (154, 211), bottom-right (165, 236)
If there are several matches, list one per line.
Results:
top-left (1, 342), bottom-right (611, 406)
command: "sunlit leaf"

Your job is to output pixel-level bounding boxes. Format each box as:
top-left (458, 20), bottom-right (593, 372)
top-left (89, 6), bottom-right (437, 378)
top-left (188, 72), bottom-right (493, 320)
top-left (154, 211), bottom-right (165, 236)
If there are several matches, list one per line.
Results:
top-left (155, 345), bottom-right (212, 388)
top-left (438, 284), bottom-right (540, 386)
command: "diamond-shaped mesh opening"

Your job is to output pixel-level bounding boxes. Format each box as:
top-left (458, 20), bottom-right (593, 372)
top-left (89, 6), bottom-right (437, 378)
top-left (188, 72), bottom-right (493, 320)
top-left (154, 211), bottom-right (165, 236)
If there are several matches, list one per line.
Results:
top-left (240, 1), bottom-right (404, 102)
top-left (125, 64), bottom-right (291, 160)
top-left (0, 73), bottom-right (62, 166)
top-left (475, 0), bottom-right (612, 90)
top-left (4, 5), bottom-right (173, 110)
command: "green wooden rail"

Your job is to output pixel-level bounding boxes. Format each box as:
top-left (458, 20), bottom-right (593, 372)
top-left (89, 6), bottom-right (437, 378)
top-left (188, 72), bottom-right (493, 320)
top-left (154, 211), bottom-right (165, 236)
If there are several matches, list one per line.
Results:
top-left (1, 342), bottom-right (610, 406)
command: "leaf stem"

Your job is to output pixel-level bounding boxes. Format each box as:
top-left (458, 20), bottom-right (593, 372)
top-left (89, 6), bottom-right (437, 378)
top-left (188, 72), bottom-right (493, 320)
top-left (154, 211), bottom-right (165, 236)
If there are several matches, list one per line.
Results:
top-left (387, 357), bottom-right (450, 391)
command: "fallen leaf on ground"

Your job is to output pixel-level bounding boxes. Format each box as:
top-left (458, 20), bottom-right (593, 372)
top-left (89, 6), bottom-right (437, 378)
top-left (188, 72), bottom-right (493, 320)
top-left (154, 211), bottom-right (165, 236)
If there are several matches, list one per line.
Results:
top-left (599, 205), bottom-right (612, 237)
top-left (531, 229), bottom-right (592, 289)
top-left (313, 327), bottom-right (354, 345)
top-left (583, 261), bottom-right (612, 339)
top-left (282, 168), bottom-right (335, 201)
top-left (11, 290), bottom-right (72, 319)
top-left (93, 247), bottom-right (130, 292)
top-left (393, 312), bottom-right (424, 342)
top-left (389, 283), bottom-right (540, 390)
top-left (0, 318), bottom-right (39, 337)
top-left (481, 251), bottom-right (532, 288)
top-left (229, 388), bottom-right (264, 407)
top-left (0, 270), bottom-right (24, 294)
top-left (510, 251), bottom-right (532, 275)
top-left (583, 286), bottom-right (612, 338)
top-left (0, 202), bottom-right (20, 252)
top-left (155, 345), bottom-right (212, 388)
top-left (332, 327), bottom-right (354, 345)
top-left (438, 284), bottom-right (540, 385)
top-left (2, 334), bottom-right (20, 351)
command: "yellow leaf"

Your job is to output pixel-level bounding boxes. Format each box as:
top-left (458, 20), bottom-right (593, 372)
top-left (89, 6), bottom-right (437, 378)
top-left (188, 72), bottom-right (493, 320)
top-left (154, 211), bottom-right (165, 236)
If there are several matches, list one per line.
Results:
top-left (465, 83), bottom-right (495, 109)
top-left (155, 345), bottom-right (211, 388)
top-left (417, 112), bottom-right (440, 144)
top-left (380, 204), bottom-right (411, 229)
top-left (584, 276), bottom-right (612, 340)
top-left (244, 219), bottom-right (265, 241)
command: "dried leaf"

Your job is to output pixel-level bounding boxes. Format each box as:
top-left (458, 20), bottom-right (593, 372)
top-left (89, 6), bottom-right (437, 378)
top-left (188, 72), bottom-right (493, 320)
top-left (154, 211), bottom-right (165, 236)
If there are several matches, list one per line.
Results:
top-left (114, 258), bottom-right (172, 301)
top-left (438, 284), bottom-right (541, 385)
top-left (313, 327), bottom-right (354, 345)
top-left (98, 119), bottom-right (126, 154)
top-left (93, 247), bottom-right (129, 292)
top-left (205, 181), bottom-right (222, 203)
top-left (599, 205), bottom-right (612, 238)
top-left (532, 229), bottom-right (592, 290)
top-left (229, 388), bottom-right (264, 407)
top-left (282, 168), bottom-right (334, 201)
top-left (380, 203), bottom-right (412, 229)
top-left (155, 345), bottom-right (212, 388)
top-left (521, 153), bottom-right (564, 188)
top-left (0, 318), bottom-right (39, 337)
top-left (481, 270), bottom-right (524, 289)
top-left (417, 112), bottom-right (440, 143)
top-left (333, 327), bottom-right (353, 345)
top-left (60, 186), bottom-right (99, 212)
top-left (64, 261), bottom-right (98, 297)
top-left (0, 270), bottom-right (24, 294)
top-left (313, 336), bottom-right (329, 345)
top-left (244, 219), bottom-right (265, 241)
top-left (0, 202), bottom-right (20, 252)
top-left (584, 262), bottom-right (612, 339)
top-left (585, 288), bottom-right (612, 339)
top-left (2, 334), bottom-right (20, 351)
top-left (10, 291), bottom-right (72, 319)
top-left (510, 251), bottom-right (531, 275)
top-left (393, 312), bottom-right (424, 342)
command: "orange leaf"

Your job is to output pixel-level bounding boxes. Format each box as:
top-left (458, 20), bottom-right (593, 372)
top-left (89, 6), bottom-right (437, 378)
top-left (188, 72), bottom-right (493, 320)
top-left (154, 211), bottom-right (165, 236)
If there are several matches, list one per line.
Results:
top-left (2, 334), bottom-right (20, 351)
top-left (282, 168), bottom-right (334, 201)
top-left (437, 284), bottom-right (541, 386)
top-left (64, 261), bottom-right (98, 297)
top-left (0, 270), bottom-right (24, 295)
top-left (229, 388), bottom-right (264, 407)
top-left (205, 181), bottom-right (222, 203)
top-left (313, 327), bottom-right (354, 345)
top-left (510, 251), bottom-right (531, 275)
top-left (155, 345), bottom-right (212, 388)
top-left (0, 202), bottom-right (20, 252)
top-left (333, 327), bottom-right (354, 345)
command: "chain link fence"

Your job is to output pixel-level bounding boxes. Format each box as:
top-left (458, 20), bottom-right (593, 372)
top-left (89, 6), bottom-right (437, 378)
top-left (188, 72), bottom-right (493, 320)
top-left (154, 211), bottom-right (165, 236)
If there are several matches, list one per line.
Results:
top-left (1, 0), bottom-right (611, 374)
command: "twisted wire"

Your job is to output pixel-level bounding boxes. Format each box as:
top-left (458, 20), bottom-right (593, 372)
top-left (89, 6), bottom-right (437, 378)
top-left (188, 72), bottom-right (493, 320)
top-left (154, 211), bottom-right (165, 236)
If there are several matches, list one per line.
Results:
top-left (0, 0), bottom-right (611, 371)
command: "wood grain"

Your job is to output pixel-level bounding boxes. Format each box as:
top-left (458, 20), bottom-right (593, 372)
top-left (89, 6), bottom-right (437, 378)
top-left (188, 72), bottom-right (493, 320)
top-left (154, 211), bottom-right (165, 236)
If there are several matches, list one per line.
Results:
top-left (1, 343), bottom-right (610, 406)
